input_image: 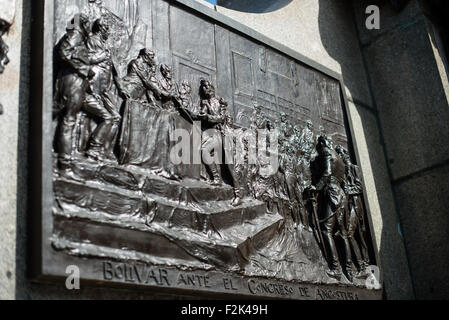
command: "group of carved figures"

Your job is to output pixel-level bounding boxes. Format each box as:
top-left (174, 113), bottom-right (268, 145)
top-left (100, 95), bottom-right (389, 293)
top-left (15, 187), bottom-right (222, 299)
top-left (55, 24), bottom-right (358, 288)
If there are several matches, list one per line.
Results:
top-left (243, 105), bottom-right (371, 282)
top-left (53, 6), bottom-right (251, 205)
top-left (54, 5), bottom-right (372, 283)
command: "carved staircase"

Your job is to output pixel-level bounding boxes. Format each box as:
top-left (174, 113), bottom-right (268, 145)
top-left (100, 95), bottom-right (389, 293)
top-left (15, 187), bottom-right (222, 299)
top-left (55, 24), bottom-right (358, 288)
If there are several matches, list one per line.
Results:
top-left (52, 157), bottom-right (284, 271)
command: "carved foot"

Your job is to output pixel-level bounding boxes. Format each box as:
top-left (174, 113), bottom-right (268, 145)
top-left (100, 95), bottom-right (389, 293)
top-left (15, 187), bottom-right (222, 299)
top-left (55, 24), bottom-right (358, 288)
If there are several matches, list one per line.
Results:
top-left (326, 268), bottom-right (342, 280)
top-left (355, 270), bottom-right (369, 280)
top-left (231, 196), bottom-right (242, 207)
top-left (210, 179), bottom-right (222, 186)
top-left (59, 167), bottom-right (82, 182)
top-left (86, 149), bottom-right (105, 162)
top-left (355, 263), bottom-right (370, 279)
top-left (159, 169), bottom-right (180, 181)
top-left (345, 264), bottom-right (354, 283)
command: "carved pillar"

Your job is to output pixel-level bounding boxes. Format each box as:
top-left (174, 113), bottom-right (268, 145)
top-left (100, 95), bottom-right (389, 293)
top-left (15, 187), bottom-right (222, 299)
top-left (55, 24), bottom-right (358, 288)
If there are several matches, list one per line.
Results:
top-left (0, 0), bottom-right (16, 115)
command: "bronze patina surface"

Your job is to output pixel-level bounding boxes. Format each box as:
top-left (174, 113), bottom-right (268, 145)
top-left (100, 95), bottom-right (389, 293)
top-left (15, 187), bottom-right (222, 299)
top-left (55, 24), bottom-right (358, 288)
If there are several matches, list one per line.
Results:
top-left (30, 0), bottom-right (382, 300)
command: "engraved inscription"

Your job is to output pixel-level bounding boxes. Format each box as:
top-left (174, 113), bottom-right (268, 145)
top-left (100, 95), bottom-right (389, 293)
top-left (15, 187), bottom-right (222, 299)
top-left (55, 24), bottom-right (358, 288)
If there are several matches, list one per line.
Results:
top-left (315, 288), bottom-right (359, 301)
top-left (177, 273), bottom-right (211, 288)
top-left (103, 262), bottom-right (170, 286)
top-left (247, 280), bottom-right (295, 297)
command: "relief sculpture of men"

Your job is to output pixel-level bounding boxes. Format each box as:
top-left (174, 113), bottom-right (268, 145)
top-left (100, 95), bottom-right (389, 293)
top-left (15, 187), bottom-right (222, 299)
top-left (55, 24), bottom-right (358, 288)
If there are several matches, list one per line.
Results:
top-left (54, 14), bottom-right (93, 176)
top-left (118, 52), bottom-right (181, 180)
top-left (83, 18), bottom-right (121, 162)
top-left (299, 120), bottom-right (316, 161)
top-left (175, 80), bottom-right (193, 111)
top-left (157, 64), bottom-right (177, 112)
top-left (221, 101), bottom-right (244, 206)
top-left (281, 138), bottom-right (302, 228)
top-left (82, 0), bottom-right (129, 65)
top-left (336, 145), bottom-right (370, 279)
top-left (310, 135), bottom-right (353, 281)
top-left (46, 0), bottom-right (379, 299)
top-left (119, 48), bottom-right (157, 102)
top-left (197, 79), bottom-right (226, 185)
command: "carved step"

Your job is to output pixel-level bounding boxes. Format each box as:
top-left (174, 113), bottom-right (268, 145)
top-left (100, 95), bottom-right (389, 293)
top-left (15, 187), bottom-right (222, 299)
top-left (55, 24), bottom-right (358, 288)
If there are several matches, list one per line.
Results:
top-left (66, 157), bottom-right (235, 202)
top-left (54, 177), bottom-right (266, 232)
top-left (55, 177), bottom-right (262, 231)
top-left (53, 207), bottom-right (284, 270)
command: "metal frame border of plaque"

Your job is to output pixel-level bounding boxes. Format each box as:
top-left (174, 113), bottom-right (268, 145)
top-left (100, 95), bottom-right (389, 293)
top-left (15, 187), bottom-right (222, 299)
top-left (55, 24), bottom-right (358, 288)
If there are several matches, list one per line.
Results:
top-left (29, 0), bottom-right (383, 300)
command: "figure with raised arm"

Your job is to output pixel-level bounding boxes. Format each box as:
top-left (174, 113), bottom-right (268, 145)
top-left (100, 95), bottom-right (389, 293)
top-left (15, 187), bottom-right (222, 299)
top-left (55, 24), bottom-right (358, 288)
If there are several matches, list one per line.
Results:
top-left (197, 79), bottom-right (226, 185)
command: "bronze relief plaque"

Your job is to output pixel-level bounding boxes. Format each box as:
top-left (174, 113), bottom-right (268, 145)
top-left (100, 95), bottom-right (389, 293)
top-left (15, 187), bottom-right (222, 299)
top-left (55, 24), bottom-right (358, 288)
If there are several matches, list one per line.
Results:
top-left (30, 0), bottom-right (382, 300)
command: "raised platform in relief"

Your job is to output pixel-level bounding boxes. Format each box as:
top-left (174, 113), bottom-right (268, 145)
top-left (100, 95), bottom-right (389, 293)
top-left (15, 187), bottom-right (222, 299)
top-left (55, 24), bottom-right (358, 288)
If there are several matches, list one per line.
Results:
top-left (53, 157), bottom-right (284, 271)
top-left (51, 157), bottom-right (376, 293)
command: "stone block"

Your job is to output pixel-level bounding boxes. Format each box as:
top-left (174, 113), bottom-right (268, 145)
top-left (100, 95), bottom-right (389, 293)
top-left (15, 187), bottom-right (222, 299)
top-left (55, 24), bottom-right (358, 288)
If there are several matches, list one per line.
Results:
top-left (348, 101), bottom-right (414, 299)
top-left (395, 164), bottom-right (449, 299)
top-left (352, 0), bottom-right (423, 47)
top-left (363, 18), bottom-right (449, 180)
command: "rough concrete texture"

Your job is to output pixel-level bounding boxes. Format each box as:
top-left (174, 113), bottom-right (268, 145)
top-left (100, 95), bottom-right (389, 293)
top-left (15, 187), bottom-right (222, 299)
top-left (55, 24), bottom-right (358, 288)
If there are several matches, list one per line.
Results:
top-left (363, 17), bottom-right (449, 180)
top-left (0, 0), bottom-right (16, 25)
top-left (353, 0), bottom-right (449, 299)
top-left (394, 164), bottom-right (449, 299)
top-left (213, 0), bottom-right (373, 106)
top-left (347, 101), bottom-right (414, 299)
top-left (0, 0), bottom-right (22, 301)
top-left (352, 0), bottom-right (424, 47)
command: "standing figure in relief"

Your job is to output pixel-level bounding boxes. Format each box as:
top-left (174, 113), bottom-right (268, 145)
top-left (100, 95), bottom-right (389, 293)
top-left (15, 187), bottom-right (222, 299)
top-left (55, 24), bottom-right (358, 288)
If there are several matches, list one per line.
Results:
top-left (54, 14), bottom-right (92, 176)
top-left (250, 104), bottom-right (268, 132)
top-left (174, 80), bottom-right (200, 124)
top-left (82, 0), bottom-right (137, 75)
top-left (197, 79), bottom-right (226, 185)
top-left (278, 112), bottom-right (292, 147)
top-left (84, 18), bottom-right (121, 161)
top-left (175, 80), bottom-right (193, 110)
top-left (280, 138), bottom-right (303, 228)
top-left (119, 48), bottom-right (158, 102)
top-left (157, 64), bottom-right (177, 112)
top-left (299, 120), bottom-right (316, 161)
top-left (290, 125), bottom-right (309, 230)
top-left (221, 101), bottom-right (244, 206)
top-left (298, 121), bottom-right (317, 231)
top-left (336, 145), bottom-right (370, 279)
top-left (311, 136), bottom-right (353, 281)
top-left (276, 112), bottom-right (291, 200)
top-left (247, 105), bottom-right (267, 197)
